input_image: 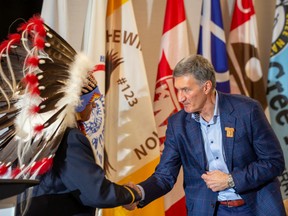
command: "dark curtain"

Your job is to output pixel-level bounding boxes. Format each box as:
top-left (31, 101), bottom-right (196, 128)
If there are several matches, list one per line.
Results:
top-left (0, 0), bottom-right (43, 41)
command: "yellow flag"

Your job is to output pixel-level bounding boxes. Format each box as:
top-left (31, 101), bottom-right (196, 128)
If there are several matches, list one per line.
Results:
top-left (103, 0), bottom-right (164, 215)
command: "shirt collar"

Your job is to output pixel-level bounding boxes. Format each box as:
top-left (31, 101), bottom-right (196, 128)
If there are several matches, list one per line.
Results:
top-left (192, 91), bottom-right (219, 122)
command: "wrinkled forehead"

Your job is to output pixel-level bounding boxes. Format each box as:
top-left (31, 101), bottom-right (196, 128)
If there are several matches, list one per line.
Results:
top-left (174, 75), bottom-right (200, 88)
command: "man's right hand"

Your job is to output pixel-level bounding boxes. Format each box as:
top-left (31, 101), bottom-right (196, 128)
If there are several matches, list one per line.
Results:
top-left (123, 182), bottom-right (142, 210)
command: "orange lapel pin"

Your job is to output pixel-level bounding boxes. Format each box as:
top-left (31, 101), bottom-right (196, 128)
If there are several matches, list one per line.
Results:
top-left (225, 127), bottom-right (235, 138)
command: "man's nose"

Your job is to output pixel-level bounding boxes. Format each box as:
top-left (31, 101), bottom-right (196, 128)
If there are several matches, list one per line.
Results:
top-left (177, 91), bottom-right (185, 102)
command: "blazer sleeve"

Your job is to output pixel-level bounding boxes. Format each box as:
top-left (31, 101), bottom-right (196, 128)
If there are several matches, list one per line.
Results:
top-left (53, 128), bottom-right (141, 208)
top-left (138, 116), bottom-right (182, 207)
top-left (231, 101), bottom-right (285, 193)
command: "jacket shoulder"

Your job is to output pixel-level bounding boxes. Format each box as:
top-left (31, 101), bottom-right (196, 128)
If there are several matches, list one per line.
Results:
top-left (61, 127), bottom-right (90, 148)
top-left (219, 92), bottom-right (262, 112)
top-left (168, 109), bottom-right (188, 122)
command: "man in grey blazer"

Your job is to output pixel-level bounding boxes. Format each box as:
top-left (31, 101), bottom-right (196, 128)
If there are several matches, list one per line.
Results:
top-left (126, 54), bottom-right (285, 216)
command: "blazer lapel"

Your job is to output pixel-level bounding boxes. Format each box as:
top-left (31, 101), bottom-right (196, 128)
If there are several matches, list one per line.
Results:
top-left (219, 93), bottom-right (236, 172)
top-left (185, 114), bottom-right (207, 172)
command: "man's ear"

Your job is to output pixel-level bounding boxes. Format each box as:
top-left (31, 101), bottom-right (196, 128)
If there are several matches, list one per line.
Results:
top-left (203, 80), bottom-right (212, 94)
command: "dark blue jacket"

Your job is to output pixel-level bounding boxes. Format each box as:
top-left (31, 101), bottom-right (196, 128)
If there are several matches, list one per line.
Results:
top-left (138, 92), bottom-right (285, 216)
top-left (20, 128), bottom-right (139, 216)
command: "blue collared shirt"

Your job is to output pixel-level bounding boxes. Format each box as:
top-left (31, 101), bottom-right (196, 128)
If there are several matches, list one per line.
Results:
top-left (192, 92), bottom-right (241, 201)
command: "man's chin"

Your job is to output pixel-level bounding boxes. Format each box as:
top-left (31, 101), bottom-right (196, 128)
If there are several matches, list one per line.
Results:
top-left (184, 107), bottom-right (193, 113)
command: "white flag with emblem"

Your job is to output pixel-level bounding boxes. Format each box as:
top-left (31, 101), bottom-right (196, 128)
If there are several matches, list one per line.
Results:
top-left (103, 0), bottom-right (163, 215)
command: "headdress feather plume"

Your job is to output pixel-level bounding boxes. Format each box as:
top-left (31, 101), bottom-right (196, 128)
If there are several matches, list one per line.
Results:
top-left (0, 15), bottom-right (96, 179)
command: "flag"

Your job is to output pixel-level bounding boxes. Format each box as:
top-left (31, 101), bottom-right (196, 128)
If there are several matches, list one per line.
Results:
top-left (153, 0), bottom-right (188, 215)
top-left (266, 1), bottom-right (288, 199)
top-left (41, 0), bottom-right (88, 51)
top-left (197, 0), bottom-right (230, 93)
top-left (227, 0), bottom-right (267, 109)
top-left (81, 0), bottom-right (107, 172)
top-left (82, 0), bottom-right (107, 93)
top-left (103, 0), bottom-right (163, 215)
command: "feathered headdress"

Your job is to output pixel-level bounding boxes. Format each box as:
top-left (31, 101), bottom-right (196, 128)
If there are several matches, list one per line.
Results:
top-left (0, 16), bottom-right (98, 179)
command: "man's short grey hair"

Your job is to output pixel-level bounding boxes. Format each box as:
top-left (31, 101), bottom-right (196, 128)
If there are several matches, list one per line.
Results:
top-left (173, 54), bottom-right (216, 89)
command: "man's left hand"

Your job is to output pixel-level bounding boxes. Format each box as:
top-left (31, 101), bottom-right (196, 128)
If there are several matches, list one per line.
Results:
top-left (201, 170), bottom-right (229, 192)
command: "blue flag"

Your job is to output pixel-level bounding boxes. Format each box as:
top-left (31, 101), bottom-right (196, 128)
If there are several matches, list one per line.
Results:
top-left (267, 2), bottom-right (288, 199)
top-left (197, 0), bottom-right (230, 93)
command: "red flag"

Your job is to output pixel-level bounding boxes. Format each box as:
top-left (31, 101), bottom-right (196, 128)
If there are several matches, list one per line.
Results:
top-left (153, 0), bottom-right (188, 215)
top-left (227, 0), bottom-right (267, 109)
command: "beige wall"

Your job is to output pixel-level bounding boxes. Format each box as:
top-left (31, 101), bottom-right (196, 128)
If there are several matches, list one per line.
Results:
top-left (133, 0), bottom-right (276, 98)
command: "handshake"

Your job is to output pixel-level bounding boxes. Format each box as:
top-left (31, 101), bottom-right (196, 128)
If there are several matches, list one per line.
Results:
top-left (123, 182), bottom-right (143, 211)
